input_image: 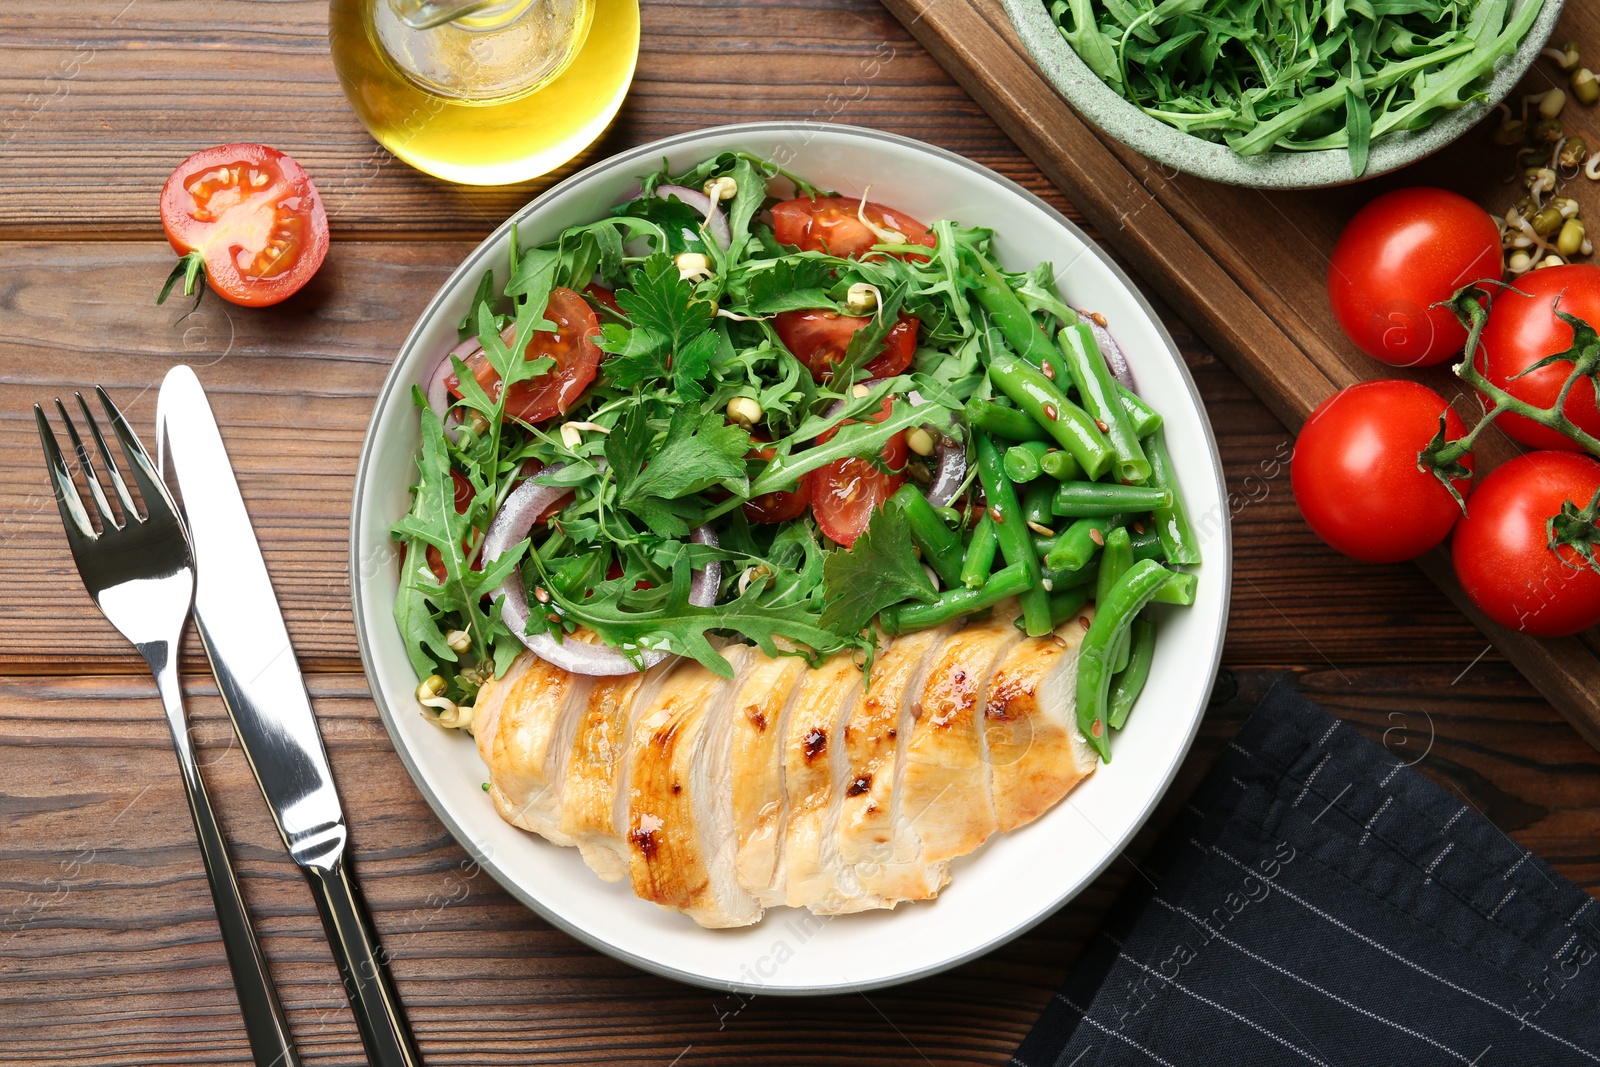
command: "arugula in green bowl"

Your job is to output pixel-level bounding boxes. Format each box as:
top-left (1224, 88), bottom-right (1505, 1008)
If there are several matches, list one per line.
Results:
top-left (1051, 0), bottom-right (1545, 176)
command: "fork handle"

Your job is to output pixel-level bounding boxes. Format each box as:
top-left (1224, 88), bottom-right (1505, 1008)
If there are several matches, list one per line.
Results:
top-left (302, 855), bottom-right (423, 1067)
top-left (153, 650), bottom-right (301, 1067)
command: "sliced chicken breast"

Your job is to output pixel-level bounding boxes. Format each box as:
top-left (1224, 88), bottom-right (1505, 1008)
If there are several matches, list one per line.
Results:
top-left (561, 660), bottom-right (679, 881)
top-left (781, 646), bottom-right (879, 912)
top-left (625, 646), bottom-right (763, 928)
top-left (986, 615), bottom-right (1098, 833)
top-left (895, 607), bottom-right (1026, 872)
top-left (727, 653), bottom-right (810, 906)
top-left (837, 624), bottom-right (958, 905)
top-left (472, 649), bottom-right (538, 769)
top-left (487, 654), bottom-right (596, 845)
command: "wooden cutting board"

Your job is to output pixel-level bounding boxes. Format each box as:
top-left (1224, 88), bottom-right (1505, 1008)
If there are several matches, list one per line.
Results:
top-left (881, 0), bottom-right (1600, 749)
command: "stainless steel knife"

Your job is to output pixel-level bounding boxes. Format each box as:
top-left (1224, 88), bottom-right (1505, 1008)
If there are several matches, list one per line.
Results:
top-left (156, 365), bottom-right (422, 1067)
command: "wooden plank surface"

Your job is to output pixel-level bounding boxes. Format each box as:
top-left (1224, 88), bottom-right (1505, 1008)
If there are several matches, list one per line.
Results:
top-left (1, 1), bottom-right (1596, 1064)
top-left (879, 0), bottom-right (1600, 750)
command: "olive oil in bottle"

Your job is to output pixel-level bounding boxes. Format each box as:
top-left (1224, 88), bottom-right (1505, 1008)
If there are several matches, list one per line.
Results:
top-left (328, 0), bottom-right (639, 185)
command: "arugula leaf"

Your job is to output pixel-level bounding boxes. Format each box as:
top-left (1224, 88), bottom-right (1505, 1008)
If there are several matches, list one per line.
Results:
top-left (537, 555), bottom-right (851, 677)
top-left (819, 498), bottom-right (937, 636)
top-left (457, 268), bottom-right (496, 340)
top-left (390, 407), bottom-right (527, 672)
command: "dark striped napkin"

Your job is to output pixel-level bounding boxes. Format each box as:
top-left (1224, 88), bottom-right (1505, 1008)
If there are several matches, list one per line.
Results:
top-left (1015, 680), bottom-right (1600, 1067)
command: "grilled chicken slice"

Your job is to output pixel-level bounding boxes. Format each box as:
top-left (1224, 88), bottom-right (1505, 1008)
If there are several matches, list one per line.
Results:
top-left (486, 653), bottom-right (596, 845)
top-left (727, 653), bottom-right (810, 906)
top-left (472, 649), bottom-right (538, 770)
top-left (781, 646), bottom-right (884, 913)
top-left (837, 624), bottom-right (958, 905)
top-left (625, 646), bottom-right (763, 928)
top-left (561, 660), bottom-right (679, 881)
top-left (895, 608), bottom-right (1026, 873)
top-left (985, 616), bottom-right (1098, 832)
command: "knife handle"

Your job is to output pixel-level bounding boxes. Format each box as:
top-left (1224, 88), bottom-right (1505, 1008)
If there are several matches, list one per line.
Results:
top-left (302, 855), bottom-right (423, 1067)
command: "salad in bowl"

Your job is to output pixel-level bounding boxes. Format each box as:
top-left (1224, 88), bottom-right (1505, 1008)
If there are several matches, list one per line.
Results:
top-left (352, 123), bottom-right (1226, 990)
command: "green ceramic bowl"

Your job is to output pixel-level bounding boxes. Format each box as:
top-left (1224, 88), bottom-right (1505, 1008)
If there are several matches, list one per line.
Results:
top-left (1001, 0), bottom-right (1565, 188)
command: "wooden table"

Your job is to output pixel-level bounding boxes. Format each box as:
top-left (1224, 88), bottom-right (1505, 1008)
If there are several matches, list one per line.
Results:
top-left (2, 3), bottom-right (1596, 1064)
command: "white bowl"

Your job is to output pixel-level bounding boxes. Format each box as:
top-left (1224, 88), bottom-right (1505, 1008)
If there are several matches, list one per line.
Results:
top-left (350, 122), bottom-right (1231, 994)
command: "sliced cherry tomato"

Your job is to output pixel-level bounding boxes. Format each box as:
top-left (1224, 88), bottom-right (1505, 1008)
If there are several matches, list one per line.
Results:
top-left (771, 196), bottom-right (936, 260)
top-left (1475, 264), bottom-right (1600, 451)
top-left (810, 398), bottom-right (907, 547)
top-left (605, 560), bottom-right (653, 591)
top-left (583, 282), bottom-right (623, 315)
top-left (743, 443), bottom-right (813, 524)
top-left (1453, 451), bottom-right (1600, 636)
top-left (1291, 380), bottom-right (1473, 563)
top-left (447, 287), bottom-right (602, 424)
top-left (1327, 187), bottom-right (1502, 367)
top-left (773, 310), bottom-right (919, 383)
top-left (159, 143), bottom-right (329, 308)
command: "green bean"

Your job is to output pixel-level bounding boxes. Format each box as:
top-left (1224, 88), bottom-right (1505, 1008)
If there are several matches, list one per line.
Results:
top-left (1107, 619), bottom-right (1157, 731)
top-left (1129, 525), bottom-right (1164, 562)
top-left (975, 431), bottom-right (1053, 636)
top-left (1003, 440), bottom-right (1053, 482)
top-left (1044, 560), bottom-right (1098, 591)
top-left (892, 484), bottom-right (963, 589)
top-left (1076, 559), bottom-right (1172, 760)
top-left (1038, 448), bottom-right (1083, 481)
top-left (1042, 515), bottom-right (1115, 572)
top-left (1095, 528), bottom-right (1136, 674)
top-left (1031, 532), bottom-right (1059, 558)
top-left (1058, 324), bottom-right (1150, 483)
top-left (881, 561), bottom-right (1029, 635)
top-left (1095, 528), bottom-right (1134, 611)
top-left (987, 348), bottom-right (1114, 479)
top-left (934, 505), bottom-right (961, 527)
top-left (1040, 585), bottom-right (1092, 628)
top-left (1145, 428), bottom-right (1201, 566)
top-left (1118, 386), bottom-right (1162, 438)
top-left (966, 397), bottom-right (1049, 443)
top-left (1150, 569), bottom-right (1198, 606)
top-left (1022, 480), bottom-right (1057, 530)
top-left (960, 511), bottom-right (999, 589)
top-left (972, 256), bottom-right (1062, 368)
top-left (1052, 481), bottom-right (1172, 517)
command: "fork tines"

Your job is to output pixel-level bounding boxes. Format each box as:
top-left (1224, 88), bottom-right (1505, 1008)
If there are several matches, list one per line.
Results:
top-left (35, 387), bottom-right (166, 541)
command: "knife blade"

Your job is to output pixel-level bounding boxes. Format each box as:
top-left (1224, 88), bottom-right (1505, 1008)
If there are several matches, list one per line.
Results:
top-left (157, 365), bottom-right (422, 1067)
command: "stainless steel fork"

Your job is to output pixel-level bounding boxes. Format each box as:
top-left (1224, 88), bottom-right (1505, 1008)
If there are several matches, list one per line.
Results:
top-left (35, 389), bottom-right (300, 1067)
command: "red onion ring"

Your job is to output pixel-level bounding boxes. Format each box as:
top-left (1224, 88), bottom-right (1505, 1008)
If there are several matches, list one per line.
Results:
top-left (1081, 313), bottom-right (1134, 389)
top-left (689, 525), bottom-right (721, 605)
top-left (481, 467), bottom-right (719, 675)
top-left (925, 438), bottom-right (968, 508)
top-left (427, 337), bottom-right (480, 440)
top-left (621, 184), bottom-right (732, 256)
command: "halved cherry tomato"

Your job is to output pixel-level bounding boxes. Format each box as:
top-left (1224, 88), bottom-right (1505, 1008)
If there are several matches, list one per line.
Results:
top-left (771, 196), bottom-right (936, 260)
top-left (743, 443), bottom-right (813, 524)
top-left (583, 282), bottom-right (623, 316)
top-left (159, 143), bottom-right (329, 308)
top-left (447, 287), bottom-right (603, 424)
top-left (810, 398), bottom-right (907, 547)
top-left (1475, 264), bottom-right (1600, 451)
top-left (774, 310), bottom-right (919, 383)
top-left (605, 560), bottom-right (653, 591)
